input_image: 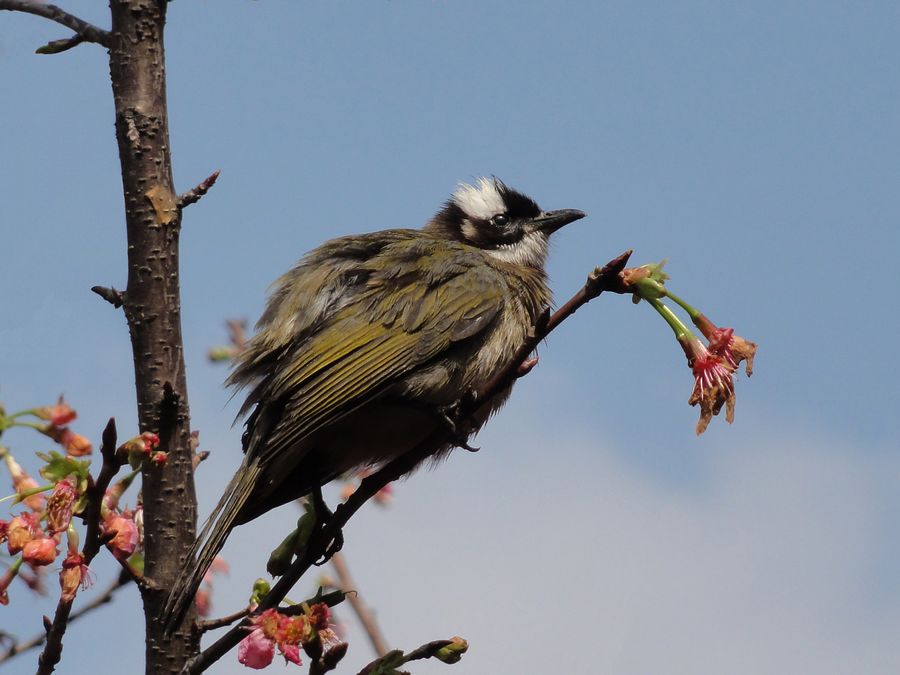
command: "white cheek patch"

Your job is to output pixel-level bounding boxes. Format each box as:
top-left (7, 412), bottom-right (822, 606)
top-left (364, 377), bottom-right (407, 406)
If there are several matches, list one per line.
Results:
top-left (486, 231), bottom-right (549, 267)
top-left (452, 177), bottom-right (505, 220)
top-left (460, 219), bottom-right (479, 241)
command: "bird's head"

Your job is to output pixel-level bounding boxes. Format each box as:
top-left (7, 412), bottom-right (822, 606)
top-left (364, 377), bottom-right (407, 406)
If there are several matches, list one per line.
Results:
top-left (425, 177), bottom-right (585, 268)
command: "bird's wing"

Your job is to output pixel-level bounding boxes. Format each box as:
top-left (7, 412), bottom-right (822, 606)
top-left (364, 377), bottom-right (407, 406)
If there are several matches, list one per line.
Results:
top-left (240, 237), bottom-right (506, 466)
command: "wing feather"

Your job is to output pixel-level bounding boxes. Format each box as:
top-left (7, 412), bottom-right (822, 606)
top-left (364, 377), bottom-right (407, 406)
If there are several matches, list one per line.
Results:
top-left (242, 240), bottom-right (506, 466)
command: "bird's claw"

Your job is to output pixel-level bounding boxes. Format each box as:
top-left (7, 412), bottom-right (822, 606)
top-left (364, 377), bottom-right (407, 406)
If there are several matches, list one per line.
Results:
top-left (438, 399), bottom-right (480, 452)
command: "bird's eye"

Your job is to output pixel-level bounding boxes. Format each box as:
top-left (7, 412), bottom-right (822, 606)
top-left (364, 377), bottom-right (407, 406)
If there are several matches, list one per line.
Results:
top-left (491, 214), bottom-right (509, 227)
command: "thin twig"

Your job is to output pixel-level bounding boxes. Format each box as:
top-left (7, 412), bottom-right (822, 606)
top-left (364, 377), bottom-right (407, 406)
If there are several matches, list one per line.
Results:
top-left (176, 170), bottom-right (220, 210)
top-left (36, 419), bottom-right (124, 673)
top-left (330, 552), bottom-right (389, 657)
top-left (0, 571), bottom-right (129, 665)
top-left (35, 34), bottom-right (84, 55)
top-left (0, 1), bottom-right (111, 48)
top-left (183, 249), bottom-right (632, 674)
top-left (197, 606), bottom-right (251, 633)
top-left (90, 285), bottom-right (124, 308)
top-left (356, 639), bottom-right (455, 675)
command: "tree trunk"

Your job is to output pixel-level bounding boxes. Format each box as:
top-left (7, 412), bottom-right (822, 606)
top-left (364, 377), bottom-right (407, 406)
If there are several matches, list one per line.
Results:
top-left (107, 1), bottom-right (199, 671)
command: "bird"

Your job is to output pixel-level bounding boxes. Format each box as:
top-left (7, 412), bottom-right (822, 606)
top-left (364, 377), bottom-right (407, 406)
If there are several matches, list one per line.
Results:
top-left (162, 177), bottom-right (585, 627)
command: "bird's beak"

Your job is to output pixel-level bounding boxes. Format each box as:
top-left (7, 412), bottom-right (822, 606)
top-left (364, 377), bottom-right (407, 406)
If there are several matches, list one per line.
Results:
top-left (531, 208), bottom-right (586, 235)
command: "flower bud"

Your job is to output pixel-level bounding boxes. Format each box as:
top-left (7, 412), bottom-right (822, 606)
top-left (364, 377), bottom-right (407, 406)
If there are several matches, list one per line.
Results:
top-left (434, 636), bottom-right (469, 664)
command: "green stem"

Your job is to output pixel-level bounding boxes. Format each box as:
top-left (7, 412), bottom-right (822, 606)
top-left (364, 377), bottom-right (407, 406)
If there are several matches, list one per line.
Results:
top-left (647, 298), bottom-right (696, 341)
top-left (663, 290), bottom-right (702, 322)
top-left (8, 409), bottom-right (40, 419)
top-left (1, 483), bottom-right (55, 505)
top-left (11, 420), bottom-right (47, 432)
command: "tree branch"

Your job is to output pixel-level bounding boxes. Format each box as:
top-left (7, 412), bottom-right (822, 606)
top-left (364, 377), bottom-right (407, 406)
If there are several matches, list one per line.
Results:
top-left (1, 572), bottom-right (130, 665)
top-left (36, 418), bottom-right (124, 674)
top-left (0, 1), bottom-right (111, 48)
top-left (184, 249), bottom-right (632, 674)
top-left (330, 552), bottom-right (389, 657)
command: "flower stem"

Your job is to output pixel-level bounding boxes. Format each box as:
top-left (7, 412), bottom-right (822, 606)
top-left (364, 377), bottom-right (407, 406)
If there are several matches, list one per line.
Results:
top-left (1, 483), bottom-right (55, 505)
top-left (647, 298), bottom-right (696, 341)
top-left (663, 290), bottom-right (702, 322)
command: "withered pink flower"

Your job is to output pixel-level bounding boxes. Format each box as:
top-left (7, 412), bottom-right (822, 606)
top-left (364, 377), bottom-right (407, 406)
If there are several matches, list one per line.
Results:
top-left (34, 396), bottom-right (78, 427)
top-left (103, 513), bottom-right (139, 561)
top-left (4, 454), bottom-right (46, 511)
top-left (59, 551), bottom-right (92, 602)
top-left (308, 603), bottom-right (331, 631)
top-left (680, 336), bottom-right (736, 435)
top-left (7, 513), bottom-right (40, 554)
top-left (22, 537), bottom-right (59, 567)
top-left (694, 315), bottom-right (757, 377)
top-left (238, 628), bottom-right (276, 669)
top-left (46, 479), bottom-right (77, 534)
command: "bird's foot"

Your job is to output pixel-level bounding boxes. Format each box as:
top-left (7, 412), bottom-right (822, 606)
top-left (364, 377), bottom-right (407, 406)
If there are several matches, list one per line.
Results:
top-left (438, 396), bottom-right (480, 452)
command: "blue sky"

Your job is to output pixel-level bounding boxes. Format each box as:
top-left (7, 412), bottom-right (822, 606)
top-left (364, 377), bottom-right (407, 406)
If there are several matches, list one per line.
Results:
top-left (1, 2), bottom-right (898, 673)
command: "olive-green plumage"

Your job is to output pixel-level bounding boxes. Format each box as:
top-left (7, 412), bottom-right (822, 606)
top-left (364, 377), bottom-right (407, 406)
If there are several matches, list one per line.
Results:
top-left (162, 178), bottom-right (585, 628)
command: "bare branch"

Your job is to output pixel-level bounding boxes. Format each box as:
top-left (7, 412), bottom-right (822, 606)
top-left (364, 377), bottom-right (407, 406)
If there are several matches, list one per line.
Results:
top-left (197, 606), bottom-right (251, 633)
top-left (177, 170), bottom-right (220, 210)
top-left (0, 572), bottom-right (129, 665)
top-left (35, 418), bottom-right (126, 673)
top-left (330, 552), bottom-right (389, 657)
top-left (0, 1), bottom-right (111, 48)
top-left (35, 34), bottom-right (84, 55)
top-left (184, 249), bottom-right (633, 674)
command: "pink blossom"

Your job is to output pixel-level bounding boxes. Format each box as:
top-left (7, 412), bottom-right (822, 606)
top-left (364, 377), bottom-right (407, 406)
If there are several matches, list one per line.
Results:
top-left (22, 537), bottom-right (58, 566)
top-left (238, 628), bottom-right (275, 669)
top-left (103, 514), bottom-right (139, 560)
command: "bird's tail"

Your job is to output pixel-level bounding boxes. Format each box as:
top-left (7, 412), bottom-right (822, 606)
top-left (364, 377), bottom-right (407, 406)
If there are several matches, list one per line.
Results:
top-left (161, 457), bottom-right (263, 633)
